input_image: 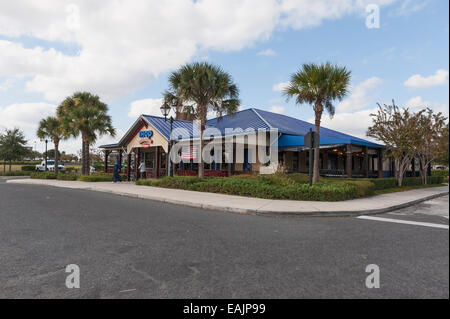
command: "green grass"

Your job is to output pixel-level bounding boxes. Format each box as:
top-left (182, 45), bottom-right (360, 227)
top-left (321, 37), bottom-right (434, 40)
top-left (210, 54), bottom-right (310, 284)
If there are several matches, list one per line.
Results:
top-left (0, 170), bottom-right (32, 176)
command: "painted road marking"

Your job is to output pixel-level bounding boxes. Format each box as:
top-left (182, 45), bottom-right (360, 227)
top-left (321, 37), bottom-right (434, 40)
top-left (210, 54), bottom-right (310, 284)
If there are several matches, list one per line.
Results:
top-left (357, 216), bottom-right (449, 229)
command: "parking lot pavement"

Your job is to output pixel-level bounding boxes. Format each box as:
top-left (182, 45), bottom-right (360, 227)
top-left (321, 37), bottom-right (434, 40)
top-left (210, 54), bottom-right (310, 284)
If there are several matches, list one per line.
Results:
top-left (362, 196), bottom-right (449, 226)
top-left (0, 183), bottom-right (448, 298)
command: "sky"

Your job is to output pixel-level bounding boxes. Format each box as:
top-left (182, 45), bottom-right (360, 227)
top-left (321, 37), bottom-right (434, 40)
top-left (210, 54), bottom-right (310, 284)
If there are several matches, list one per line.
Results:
top-left (0, 0), bottom-right (448, 154)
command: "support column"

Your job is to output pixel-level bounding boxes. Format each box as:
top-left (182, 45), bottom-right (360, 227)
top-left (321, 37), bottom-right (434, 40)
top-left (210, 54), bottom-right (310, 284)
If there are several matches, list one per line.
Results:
top-left (346, 144), bottom-right (352, 178)
top-left (155, 146), bottom-right (160, 178)
top-left (127, 153), bottom-right (131, 181)
top-left (378, 149), bottom-right (383, 178)
top-left (135, 149), bottom-right (139, 180)
top-left (363, 146), bottom-right (369, 178)
top-left (104, 150), bottom-right (110, 173)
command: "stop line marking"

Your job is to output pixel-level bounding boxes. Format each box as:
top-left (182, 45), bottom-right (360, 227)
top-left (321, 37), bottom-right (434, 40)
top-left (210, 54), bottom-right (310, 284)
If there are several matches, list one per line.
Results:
top-left (357, 216), bottom-right (449, 229)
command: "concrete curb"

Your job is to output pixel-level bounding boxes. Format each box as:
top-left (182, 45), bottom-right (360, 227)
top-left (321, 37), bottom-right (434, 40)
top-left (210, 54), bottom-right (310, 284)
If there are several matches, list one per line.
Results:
top-left (107, 189), bottom-right (450, 218)
top-left (5, 179), bottom-right (448, 218)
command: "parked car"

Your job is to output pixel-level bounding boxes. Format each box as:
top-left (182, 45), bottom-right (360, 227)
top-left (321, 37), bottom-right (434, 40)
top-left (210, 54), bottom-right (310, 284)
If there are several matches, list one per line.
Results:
top-left (35, 160), bottom-right (65, 173)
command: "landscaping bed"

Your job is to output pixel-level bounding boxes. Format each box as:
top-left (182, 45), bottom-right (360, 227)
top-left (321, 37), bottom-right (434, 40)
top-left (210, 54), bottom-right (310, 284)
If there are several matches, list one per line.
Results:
top-left (136, 173), bottom-right (445, 201)
top-left (29, 172), bottom-right (125, 182)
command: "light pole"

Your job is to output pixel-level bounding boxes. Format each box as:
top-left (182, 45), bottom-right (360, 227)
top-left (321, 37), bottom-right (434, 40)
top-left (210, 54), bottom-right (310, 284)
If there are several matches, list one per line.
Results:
top-left (160, 102), bottom-right (174, 177)
top-left (44, 139), bottom-right (48, 171)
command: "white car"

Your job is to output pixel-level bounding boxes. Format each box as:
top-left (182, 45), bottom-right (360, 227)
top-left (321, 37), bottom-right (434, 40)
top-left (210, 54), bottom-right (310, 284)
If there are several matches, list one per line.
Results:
top-left (35, 160), bottom-right (65, 173)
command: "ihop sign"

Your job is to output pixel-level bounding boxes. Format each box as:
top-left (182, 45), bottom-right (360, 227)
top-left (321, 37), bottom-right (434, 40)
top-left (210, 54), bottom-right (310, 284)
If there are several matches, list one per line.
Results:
top-left (139, 130), bottom-right (153, 139)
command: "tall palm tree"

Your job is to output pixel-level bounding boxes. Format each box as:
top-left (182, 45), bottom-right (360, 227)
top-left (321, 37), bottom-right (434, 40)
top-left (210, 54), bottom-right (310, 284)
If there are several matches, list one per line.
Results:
top-left (284, 62), bottom-right (351, 183)
top-left (164, 62), bottom-right (240, 178)
top-left (57, 92), bottom-right (115, 175)
top-left (37, 117), bottom-right (64, 173)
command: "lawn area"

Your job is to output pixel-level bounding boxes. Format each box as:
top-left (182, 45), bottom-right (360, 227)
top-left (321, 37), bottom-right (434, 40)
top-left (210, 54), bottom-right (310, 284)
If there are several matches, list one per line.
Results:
top-left (136, 173), bottom-right (445, 202)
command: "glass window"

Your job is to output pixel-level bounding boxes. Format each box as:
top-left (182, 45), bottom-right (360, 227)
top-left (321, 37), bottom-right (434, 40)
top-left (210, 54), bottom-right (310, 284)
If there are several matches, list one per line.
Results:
top-left (160, 151), bottom-right (167, 169)
top-left (144, 151), bottom-right (155, 168)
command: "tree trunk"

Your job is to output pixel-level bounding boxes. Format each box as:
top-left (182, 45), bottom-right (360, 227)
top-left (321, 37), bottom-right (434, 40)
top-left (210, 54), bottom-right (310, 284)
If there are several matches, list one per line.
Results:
top-left (198, 127), bottom-right (204, 178)
top-left (313, 106), bottom-right (323, 183)
top-left (86, 141), bottom-right (90, 176)
top-left (54, 139), bottom-right (59, 174)
top-left (9, 160), bottom-right (11, 172)
top-left (81, 136), bottom-right (90, 176)
top-left (81, 139), bottom-right (85, 175)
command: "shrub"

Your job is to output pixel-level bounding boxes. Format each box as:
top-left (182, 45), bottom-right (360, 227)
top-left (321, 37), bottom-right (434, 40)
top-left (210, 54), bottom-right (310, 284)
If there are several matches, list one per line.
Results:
top-left (56, 173), bottom-right (78, 181)
top-left (77, 173), bottom-right (126, 182)
top-left (137, 176), bottom-right (358, 201)
top-left (370, 178), bottom-right (397, 190)
top-left (30, 172), bottom-right (57, 179)
top-left (65, 167), bottom-right (80, 174)
top-left (0, 170), bottom-right (32, 176)
top-left (432, 170), bottom-right (449, 177)
top-left (21, 165), bottom-right (37, 171)
top-left (176, 170), bottom-right (197, 176)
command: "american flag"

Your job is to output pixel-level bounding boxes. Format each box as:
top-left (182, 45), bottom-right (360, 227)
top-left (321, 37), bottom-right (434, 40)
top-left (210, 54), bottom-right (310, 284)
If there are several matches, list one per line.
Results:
top-left (181, 145), bottom-right (198, 160)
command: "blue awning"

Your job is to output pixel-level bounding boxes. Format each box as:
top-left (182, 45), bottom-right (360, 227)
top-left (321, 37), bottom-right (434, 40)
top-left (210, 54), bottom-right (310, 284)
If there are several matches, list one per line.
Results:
top-left (278, 134), bottom-right (383, 148)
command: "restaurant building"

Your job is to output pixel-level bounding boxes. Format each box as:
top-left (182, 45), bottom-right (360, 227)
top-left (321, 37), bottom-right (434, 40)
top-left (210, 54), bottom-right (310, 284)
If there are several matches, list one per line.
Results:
top-left (100, 108), bottom-right (392, 180)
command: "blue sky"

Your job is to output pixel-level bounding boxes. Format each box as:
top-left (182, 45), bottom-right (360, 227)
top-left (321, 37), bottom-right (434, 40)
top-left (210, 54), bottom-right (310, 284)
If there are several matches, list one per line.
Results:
top-left (0, 0), bottom-right (448, 154)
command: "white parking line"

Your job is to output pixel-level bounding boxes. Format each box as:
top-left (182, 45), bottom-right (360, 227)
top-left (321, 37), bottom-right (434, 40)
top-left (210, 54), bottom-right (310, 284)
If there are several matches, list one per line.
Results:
top-left (357, 216), bottom-right (449, 229)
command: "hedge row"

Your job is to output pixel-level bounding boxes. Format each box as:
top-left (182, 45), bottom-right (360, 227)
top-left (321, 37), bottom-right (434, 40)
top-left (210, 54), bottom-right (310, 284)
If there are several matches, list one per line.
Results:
top-left (0, 170), bottom-right (32, 176)
top-left (136, 174), bottom-right (445, 201)
top-left (432, 170), bottom-right (449, 177)
top-left (29, 172), bottom-right (125, 182)
top-left (137, 176), bottom-right (359, 201)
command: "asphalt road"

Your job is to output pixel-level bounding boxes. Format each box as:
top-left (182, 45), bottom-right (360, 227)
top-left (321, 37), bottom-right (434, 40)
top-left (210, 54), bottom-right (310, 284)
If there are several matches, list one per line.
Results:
top-left (0, 182), bottom-right (448, 298)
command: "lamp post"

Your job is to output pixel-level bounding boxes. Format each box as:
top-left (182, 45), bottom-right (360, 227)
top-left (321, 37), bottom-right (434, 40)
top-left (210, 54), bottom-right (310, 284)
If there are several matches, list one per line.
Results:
top-left (160, 102), bottom-right (174, 177)
top-left (44, 139), bottom-right (48, 171)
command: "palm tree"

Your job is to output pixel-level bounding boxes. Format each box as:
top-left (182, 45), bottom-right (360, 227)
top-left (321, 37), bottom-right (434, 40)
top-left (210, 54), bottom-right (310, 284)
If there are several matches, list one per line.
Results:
top-left (164, 62), bottom-right (240, 178)
top-left (57, 92), bottom-right (115, 175)
top-left (284, 62), bottom-right (351, 183)
top-left (37, 117), bottom-right (64, 173)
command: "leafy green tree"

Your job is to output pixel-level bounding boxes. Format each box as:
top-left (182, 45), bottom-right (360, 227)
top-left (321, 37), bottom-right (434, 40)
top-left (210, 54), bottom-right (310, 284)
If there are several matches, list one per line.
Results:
top-left (367, 101), bottom-right (421, 187)
top-left (0, 128), bottom-right (30, 172)
top-left (284, 63), bottom-right (351, 183)
top-left (37, 116), bottom-right (64, 173)
top-left (434, 123), bottom-right (449, 167)
top-left (57, 92), bottom-right (115, 175)
top-left (414, 109), bottom-right (448, 184)
top-left (164, 62), bottom-right (240, 178)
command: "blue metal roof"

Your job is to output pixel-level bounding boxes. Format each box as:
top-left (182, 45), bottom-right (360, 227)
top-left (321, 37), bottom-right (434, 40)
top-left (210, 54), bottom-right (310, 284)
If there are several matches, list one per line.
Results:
top-left (142, 115), bottom-right (200, 140)
top-left (206, 108), bottom-right (271, 134)
top-left (110, 108), bottom-right (383, 149)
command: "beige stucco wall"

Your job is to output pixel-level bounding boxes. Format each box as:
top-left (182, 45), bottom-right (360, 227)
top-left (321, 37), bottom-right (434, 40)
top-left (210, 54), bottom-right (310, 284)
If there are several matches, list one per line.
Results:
top-left (126, 125), bottom-right (168, 154)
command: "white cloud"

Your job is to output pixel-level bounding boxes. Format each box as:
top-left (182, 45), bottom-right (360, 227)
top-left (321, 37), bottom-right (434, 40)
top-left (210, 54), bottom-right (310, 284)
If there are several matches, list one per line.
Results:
top-left (257, 49), bottom-right (276, 56)
top-left (0, 102), bottom-right (57, 131)
top-left (269, 106), bottom-right (284, 114)
top-left (405, 96), bottom-right (449, 116)
top-left (128, 98), bottom-right (163, 118)
top-left (310, 108), bottom-right (379, 141)
top-left (391, 0), bottom-right (429, 16)
top-left (0, 78), bottom-right (16, 91)
top-left (272, 81), bottom-right (290, 92)
top-left (336, 77), bottom-right (383, 112)
top-left (0, 0), bottom-right (396, 102)
top-left (404, 69), bottom-right (449, 88)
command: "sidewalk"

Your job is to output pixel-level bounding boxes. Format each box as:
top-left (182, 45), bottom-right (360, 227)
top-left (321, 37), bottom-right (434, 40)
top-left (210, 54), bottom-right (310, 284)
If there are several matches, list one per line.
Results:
top-left (6, 178), bottom-right (449, 217)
